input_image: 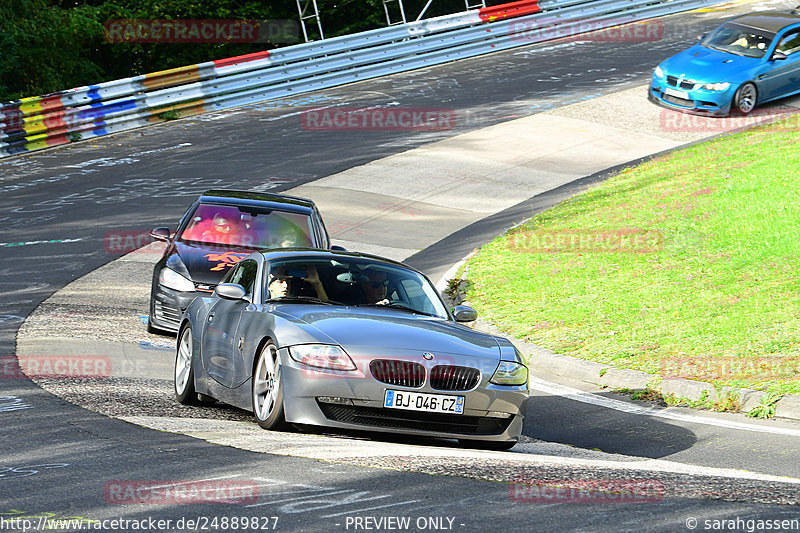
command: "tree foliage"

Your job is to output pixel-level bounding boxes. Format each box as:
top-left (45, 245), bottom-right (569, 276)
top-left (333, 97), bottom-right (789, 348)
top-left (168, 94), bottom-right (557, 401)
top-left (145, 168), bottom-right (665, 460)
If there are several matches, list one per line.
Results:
top-left (1, 0), bottom-right (495, 102)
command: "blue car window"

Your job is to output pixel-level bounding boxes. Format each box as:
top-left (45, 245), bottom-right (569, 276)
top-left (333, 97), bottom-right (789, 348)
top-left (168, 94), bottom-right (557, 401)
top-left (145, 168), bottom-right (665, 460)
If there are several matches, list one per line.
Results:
top-left (702, 23), bottom-right (775, 59)
top-left (777, 31), bottom-right (800, 55)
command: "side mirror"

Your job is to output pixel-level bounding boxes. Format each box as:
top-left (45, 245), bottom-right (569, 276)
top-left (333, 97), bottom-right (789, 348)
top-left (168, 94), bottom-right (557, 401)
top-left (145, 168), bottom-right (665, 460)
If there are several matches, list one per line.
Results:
top-left (150, 227), bottom-right (171, 242)
top-left (772, 51), bottom-right (788, 61)
top-left (214, 283), bottom-right (247, 301)
top-left (330, 245), bottom-right (347, 252)
top-left (452, 305), bottom-right (478, 323)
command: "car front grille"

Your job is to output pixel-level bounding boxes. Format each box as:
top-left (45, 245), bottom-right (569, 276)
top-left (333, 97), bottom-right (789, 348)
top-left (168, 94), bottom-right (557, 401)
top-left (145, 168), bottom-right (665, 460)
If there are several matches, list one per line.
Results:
top-left (317, 402), bottom-right (512, 435)
top-left (662, 94), bottom-right (693, 107)
top-left (429, 365), bottom-right (480, 391)
top-left (666, 76), bottom-right (699, 90)
top-left (369, 359), bottom-right (425, 388)
top-left (194, 282), bottom-right (215, 293)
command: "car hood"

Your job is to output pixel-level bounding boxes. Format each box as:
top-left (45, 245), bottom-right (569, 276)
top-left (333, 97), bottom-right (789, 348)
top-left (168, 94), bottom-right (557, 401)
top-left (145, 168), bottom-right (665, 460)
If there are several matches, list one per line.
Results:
top-left (272, 306), bottom-right (502, 360)
top-left (661, 44), bottom-right (759, 82)
top-left (173, 241), bottom-right (252, 285)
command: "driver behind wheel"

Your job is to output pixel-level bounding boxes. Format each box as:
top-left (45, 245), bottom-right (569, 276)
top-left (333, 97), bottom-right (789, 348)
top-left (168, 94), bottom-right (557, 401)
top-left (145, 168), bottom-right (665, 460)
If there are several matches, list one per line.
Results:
top-left (267, 264), bottom-right (329, 301)
top-left (359, 270), bottom-right (390, 305)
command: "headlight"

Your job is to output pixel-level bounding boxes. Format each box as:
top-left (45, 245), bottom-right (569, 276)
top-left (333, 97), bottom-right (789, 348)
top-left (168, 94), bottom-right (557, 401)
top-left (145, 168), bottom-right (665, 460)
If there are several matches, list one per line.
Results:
top-left (289, 344), bottom-right (356, 371)
top-left (703, 82), bottom-right (730, 91)
top-left (654, 65), bottom-right (664, 79)
top-left (491, 361), bottom-right (528, 386)
top-left (158, 267), bottom-right (195, 292)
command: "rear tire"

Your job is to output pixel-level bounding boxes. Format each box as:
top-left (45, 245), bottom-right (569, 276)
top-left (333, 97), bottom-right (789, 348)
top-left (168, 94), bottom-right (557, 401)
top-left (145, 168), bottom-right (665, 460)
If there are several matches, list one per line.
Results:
top-left (733, 82), bottom-right (757, 114)
top-left (252, 342), bottom-right (288, 430)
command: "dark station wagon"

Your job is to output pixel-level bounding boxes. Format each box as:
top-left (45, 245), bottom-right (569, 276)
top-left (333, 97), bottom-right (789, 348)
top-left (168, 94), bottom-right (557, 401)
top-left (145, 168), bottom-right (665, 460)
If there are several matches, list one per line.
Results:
top-left (147, 190), bottom-right (334, 333)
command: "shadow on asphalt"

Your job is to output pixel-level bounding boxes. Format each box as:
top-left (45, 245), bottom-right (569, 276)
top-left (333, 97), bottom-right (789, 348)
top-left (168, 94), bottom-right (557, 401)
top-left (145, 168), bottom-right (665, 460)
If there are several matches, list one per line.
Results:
top-left (523, 391), bottom-right (697, 459)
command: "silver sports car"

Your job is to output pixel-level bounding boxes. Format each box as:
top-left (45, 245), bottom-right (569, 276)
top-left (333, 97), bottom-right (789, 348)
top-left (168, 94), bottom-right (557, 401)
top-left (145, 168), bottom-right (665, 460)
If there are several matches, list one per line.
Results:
top-left (175, 249), bottom-right (529, 449)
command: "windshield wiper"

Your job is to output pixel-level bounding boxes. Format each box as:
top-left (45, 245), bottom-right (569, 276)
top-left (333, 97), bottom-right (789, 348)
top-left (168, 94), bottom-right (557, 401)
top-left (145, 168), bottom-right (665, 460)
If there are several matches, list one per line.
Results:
top-left (353, 302), bottom-right (437, 317)
top-left (271, 295), bottom-right (340, 305)
top-left (703, 43), bottom-right (746, 57)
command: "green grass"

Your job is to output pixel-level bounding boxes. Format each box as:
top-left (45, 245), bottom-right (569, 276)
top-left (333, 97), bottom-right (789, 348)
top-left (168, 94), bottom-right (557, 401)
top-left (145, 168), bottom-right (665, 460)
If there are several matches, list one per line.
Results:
top-left (464, 119), bottom-right (800, 396)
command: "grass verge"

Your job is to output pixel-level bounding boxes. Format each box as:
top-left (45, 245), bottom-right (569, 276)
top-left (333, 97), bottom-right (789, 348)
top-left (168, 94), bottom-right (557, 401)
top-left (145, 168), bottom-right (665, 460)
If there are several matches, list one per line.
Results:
top-left (463, 118), bottom-right (800, 397)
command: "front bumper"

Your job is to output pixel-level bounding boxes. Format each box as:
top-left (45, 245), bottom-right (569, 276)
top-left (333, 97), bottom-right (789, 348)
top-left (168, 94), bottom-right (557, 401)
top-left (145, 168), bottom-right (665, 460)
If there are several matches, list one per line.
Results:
top-left (150, 285), bottom-right (204, 333)
top-left (649, 77), bottom-right (734, 116)
top-left (278, 348), bottom-right (529, 443)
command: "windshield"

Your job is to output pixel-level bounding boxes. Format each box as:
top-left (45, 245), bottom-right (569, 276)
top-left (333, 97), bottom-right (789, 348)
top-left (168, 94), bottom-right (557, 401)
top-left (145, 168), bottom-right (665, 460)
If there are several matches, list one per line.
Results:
top-left (264, 257), bottom-right (449, 319)
top-left (701, 22), bottom-right (775, 58)
top-left (179, 203), bottom-right (315, 248)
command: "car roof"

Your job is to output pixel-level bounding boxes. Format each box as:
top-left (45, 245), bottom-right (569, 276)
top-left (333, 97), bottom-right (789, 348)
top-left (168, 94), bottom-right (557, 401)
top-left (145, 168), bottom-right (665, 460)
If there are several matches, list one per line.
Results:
top-left (729, 12), bottom-right (800, 34)
top-left (197, 190), bottom-right (317, 214)
top-left (256, 248), bottom-right (421, 273)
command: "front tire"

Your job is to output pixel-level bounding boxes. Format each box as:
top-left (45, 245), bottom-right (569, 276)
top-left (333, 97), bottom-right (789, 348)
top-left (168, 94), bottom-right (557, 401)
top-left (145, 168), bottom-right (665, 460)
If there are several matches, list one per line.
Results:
top-left (175, 324), bottom-right (199, 405)
top-left (252, 342), bottom-right (288, 430)
top-left (733, 82), bottom-right (757, 114)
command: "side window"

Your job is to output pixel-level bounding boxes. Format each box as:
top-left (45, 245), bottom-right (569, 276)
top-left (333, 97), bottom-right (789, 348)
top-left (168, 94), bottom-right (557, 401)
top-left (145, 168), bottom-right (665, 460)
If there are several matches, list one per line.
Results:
top-left (777, 30), bottom-right (800, 55)
top-left (228, 259), bottom-right (258, 295)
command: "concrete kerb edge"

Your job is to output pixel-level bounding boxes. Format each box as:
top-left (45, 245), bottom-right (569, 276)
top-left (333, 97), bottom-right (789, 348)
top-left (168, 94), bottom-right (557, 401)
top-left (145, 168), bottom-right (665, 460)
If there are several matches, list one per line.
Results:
top-left (468, 308), bottom-right (800, 421)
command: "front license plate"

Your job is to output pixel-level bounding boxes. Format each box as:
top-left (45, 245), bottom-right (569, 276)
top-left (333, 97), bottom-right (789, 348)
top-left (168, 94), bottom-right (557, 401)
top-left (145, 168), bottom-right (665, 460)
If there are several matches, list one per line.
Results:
top-left (664, 87), bottom-right (689, 100)
top-left (384, 390), bottom-right (464, 415)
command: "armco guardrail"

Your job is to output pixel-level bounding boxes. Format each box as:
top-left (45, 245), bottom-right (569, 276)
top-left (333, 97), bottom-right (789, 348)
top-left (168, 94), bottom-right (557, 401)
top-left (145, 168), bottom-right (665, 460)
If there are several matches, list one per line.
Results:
top-left (0, 0), bottom-right (720, 159)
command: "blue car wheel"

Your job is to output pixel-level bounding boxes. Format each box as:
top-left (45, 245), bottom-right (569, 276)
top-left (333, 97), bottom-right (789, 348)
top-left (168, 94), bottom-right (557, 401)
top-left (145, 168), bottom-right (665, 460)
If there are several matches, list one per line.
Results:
top-left (734, 82), bottom-right (758, 114)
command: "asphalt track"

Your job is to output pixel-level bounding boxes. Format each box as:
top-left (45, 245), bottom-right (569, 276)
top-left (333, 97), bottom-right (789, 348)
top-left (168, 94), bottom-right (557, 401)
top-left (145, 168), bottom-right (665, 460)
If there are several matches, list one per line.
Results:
top-left (3, 1), bottom-right (800, 531)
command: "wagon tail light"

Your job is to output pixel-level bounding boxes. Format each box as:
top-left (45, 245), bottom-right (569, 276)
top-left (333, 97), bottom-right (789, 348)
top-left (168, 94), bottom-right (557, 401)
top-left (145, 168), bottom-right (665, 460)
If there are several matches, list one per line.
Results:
top-left (289, 344), bottom-right (356, 371)
top-left (490, 361), bottom-right (528, 386)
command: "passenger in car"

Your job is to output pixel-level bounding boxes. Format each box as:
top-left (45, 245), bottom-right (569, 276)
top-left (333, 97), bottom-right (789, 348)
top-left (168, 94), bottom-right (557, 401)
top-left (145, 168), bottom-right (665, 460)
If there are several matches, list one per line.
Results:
top-left (185, 211), bottom-right (242, 245)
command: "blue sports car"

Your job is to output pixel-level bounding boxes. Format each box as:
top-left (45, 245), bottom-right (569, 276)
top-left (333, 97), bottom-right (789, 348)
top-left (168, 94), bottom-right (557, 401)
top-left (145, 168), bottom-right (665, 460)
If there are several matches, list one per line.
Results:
top-left (650, 12), bottom-right (800, 116)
